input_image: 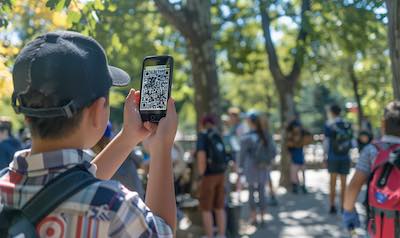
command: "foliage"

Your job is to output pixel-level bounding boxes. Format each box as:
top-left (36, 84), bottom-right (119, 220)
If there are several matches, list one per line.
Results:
top-left (0, 0), bottom-right (395, 134)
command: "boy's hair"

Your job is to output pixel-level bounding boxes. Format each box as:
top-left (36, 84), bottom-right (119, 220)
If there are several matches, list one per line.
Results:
top-left (330, 104), bottom-right (342, 116)
top-left (22, 90), bottom-right (108, 139)
top-left (383, 101), bottom-right (400, 137)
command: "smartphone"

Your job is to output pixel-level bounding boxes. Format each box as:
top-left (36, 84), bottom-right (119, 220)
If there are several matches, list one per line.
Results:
top-left (139, 55), bottom-right (173, 123)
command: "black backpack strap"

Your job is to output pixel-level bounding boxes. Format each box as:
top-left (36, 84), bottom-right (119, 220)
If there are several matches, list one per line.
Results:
top-left (0, 168), bottom-right (8, 177)
top-left (21, 165), bottom-right (99, 225)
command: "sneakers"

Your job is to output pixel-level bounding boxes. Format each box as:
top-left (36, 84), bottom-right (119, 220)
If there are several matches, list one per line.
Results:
top-left (292, 183), bottom-right (299, 194)
top-left (268, 196), bottom-right (278, 206)
top-left (329, 206), bottom-right (337, 215)
top-left (301, 185), bottom-right (308, 194)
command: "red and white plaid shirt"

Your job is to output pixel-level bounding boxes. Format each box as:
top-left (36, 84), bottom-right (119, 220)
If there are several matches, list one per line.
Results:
top-left (0, 149), bottom-right (172, 237)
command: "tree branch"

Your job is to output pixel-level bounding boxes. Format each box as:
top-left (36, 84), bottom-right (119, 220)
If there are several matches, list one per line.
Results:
top-left (153, 0), bottom-right (194, 38)
top-left (288, 0), bottom-right (311, 81)
top-left (259, 0), bottom-right (284, 81)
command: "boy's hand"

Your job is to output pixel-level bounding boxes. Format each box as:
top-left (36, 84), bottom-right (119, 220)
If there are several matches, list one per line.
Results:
top-left (144, 98), bottom-right (178, 153)
top-left (120, 89), bottom-right (151, 144)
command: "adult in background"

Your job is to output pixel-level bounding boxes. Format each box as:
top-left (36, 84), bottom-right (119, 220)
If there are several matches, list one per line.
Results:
top-left (0, 118), bottom-right (22, 170)
top-left (197, 115), bottom-right (227, 238)
top-left (240, 113), bottom-right (276, 226)
top-left (324, 104), bottom-right (353, 214)
top-left (286, 115), bottom-right (309, 194)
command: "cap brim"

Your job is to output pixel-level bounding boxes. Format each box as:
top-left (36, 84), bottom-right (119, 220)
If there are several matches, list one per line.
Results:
top-left (109, 66), bottom-right (131, 86)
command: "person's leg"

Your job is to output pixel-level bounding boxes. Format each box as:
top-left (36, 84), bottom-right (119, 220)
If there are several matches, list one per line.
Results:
top-left (329, 172), bottom-right (338, 213)
top-left (214, 174), bottom-right (226, 236)
top-left (258, 183), bottom-right (267, 224)
top-left (202, 211), bottom-right (214, 238)
top-left (200, 176), bottom-right (216, 237)
top-left (267, 172), bottom-right (278, 206)
top-left (291, 163), bottom-right (300, 193)
top-left (214, 209), bottom-right (226, 236)
top-left (339, 174), bottom-right (347, 211)
top-left (248, 184), bottom-right (257, 223)
top-left (338, 159), bottom-right (350, 212)
top-left (290, 163), bottom-right (299, 184)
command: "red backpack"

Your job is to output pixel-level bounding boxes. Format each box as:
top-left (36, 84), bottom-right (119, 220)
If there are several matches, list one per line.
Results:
top-left (366, 143), bottom-right (400, 238)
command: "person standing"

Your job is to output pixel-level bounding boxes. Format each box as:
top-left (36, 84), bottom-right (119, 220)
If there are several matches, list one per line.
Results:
top-left (197, 115), bottom-right (227, 238)
top-left (324, 104), bottom-right (353, 214)
top-left (343, 101), bottom-right (400, 237)
top-left (286, 116), bottom-right (308, 194)
top-left (0, 118), bottom-right (22, 170)
top-left (240, 113), bottom-right (276, 226)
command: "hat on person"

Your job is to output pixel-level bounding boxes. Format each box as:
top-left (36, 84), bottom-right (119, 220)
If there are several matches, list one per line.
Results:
top-left (12, 31), bottom-right (131, 118)
top-left (246, 111), bottom-right (260, 122)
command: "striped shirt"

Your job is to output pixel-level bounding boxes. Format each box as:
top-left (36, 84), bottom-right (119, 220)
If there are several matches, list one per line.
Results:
top-left (0, 149), bottom-right (172, 237)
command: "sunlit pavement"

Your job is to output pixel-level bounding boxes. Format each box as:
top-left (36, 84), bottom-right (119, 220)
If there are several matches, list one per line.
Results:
top-left (236, 169), bottom-right (368, 238)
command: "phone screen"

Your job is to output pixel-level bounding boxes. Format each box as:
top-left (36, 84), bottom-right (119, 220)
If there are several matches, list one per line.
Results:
top-left (139, 56), bottom-right (173, 122)
top-left (140, 65), bottom-right (170, 111)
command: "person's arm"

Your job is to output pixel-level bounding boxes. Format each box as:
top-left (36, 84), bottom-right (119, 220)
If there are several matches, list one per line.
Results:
top-left (197, 151), bottom-right (207, 175)
top-left (196, 133), bottom-right (207, 176)
top-left (144, 99), bottom-right (178, 233)
top-left (344, 144), bottom-right (376, 211)
top-left (92, 89), bottom-right (151, 180)
top-left (343, 170), bottom-right (368, 211)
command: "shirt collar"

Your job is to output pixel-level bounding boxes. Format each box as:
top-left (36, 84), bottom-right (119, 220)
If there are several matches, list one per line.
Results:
top-left (381, 135), bottom-right (400, 144)
top-left (9, 149), bottom-right (96, 176)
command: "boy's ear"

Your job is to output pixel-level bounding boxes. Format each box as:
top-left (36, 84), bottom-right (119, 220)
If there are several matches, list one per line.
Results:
top-left (88, 97), bottom-right (107, 128)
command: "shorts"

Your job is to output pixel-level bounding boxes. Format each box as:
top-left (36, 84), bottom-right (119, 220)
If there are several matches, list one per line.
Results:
top-left (327, 159), bottom-right (351, 175)
top-left (199, 173), bottom-right (225, 211)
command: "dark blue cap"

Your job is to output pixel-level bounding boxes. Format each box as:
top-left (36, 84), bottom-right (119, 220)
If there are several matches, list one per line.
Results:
top-left (12, 31), bottom-right (131, 118)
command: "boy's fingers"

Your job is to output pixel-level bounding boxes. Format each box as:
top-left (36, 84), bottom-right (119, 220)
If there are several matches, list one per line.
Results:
top-left (166, 98), bottom-right (177, 116)
top-left (134, 91), bottom-right (140, 105)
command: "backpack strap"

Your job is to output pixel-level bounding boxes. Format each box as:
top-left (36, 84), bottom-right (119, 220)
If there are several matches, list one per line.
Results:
top-left (21, 164), bottom-right (99, 225)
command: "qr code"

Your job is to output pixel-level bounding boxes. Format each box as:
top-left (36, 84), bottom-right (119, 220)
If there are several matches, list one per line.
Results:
top-left (140, 66), bottom-right (170, 110)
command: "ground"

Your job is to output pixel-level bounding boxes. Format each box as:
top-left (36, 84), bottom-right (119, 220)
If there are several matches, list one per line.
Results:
top-left (237, 169), bottom-right (367, 238)
top-left (178, 169), bottom-right (369, 238)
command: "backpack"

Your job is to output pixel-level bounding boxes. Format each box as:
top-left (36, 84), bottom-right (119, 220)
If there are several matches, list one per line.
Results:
top-left (205, 130), bottom-right (227, 174)
top-left (365, 143), bottom-right (400, 238)
top-left (254, 136), bottom-right (277, 167)
top-left (0, 165), bottom-right (99, 238)
top-left (330, 121), bottom-right (353, 155)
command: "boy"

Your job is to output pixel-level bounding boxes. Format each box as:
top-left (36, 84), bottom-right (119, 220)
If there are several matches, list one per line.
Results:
top-left (343, 101), bottom-right (400, 232)
top-left (324, 104), bottom-right (353, 214)
top-left (0, 31), bottom-right (178, 237)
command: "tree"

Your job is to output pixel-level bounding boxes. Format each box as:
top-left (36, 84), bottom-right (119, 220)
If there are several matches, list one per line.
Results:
top-left (154, 0), bottom-right (221, 125)
top-left (258, 0), bottom-right (311, 186)
top-left (386, 0), bottom-right (400, 100)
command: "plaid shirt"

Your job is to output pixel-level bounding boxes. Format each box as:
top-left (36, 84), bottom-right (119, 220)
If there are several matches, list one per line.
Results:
top-left (0, 149), bottom-right (172, 238)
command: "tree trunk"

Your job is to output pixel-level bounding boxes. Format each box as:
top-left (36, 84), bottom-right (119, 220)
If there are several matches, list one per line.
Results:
top-left (187, 38), bottom-right (221, 124)
top-left (386, 0), bottom-right (400, 100)
top-left (278, 88), bottom-right (296, 187)
top-left (154, 0), bottom-right (221, 126)
top-left (258, 0), bottom-right (310, 188)
top-left (348, 61), bottom-right (364, 129)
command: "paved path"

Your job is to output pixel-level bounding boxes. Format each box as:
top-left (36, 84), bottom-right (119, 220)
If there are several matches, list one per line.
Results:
top-left (237, 169), bottom-right (368, 238)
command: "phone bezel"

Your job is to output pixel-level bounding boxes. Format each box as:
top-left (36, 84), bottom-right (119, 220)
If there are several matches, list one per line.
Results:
top-left (139, 55), bottom-right (173, 123)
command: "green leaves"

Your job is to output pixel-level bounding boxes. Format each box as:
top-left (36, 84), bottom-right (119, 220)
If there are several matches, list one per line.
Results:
top-left (46, 0), bottom-right (71, 11)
